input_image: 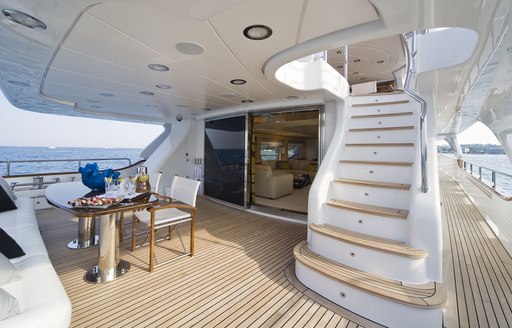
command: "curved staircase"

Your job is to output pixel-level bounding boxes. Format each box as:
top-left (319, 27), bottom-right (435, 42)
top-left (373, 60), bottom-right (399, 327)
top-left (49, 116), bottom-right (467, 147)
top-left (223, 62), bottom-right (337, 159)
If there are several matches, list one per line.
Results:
top-left (294, 92), bottom-right (445, 327)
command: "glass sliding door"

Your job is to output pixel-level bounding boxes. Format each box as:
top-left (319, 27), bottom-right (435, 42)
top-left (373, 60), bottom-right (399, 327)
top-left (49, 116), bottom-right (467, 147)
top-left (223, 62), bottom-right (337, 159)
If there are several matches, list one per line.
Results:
top-left (204, 115), bottom-right (247, 207)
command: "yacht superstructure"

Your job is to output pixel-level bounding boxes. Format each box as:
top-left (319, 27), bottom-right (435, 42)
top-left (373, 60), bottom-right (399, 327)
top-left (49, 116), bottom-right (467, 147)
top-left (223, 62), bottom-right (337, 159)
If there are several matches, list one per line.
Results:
top-left (1, 0), bottom-right (512, 326)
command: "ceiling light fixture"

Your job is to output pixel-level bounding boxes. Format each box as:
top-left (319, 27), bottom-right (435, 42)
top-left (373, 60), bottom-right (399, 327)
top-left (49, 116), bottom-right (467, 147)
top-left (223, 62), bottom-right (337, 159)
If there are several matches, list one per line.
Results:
top-left (286, 96), bottom-right (298, 100)
top-left (243, 25), bottom-right (272, 40)
top-left (1, 9), bottom-right (47, 30)
top-left (377, 60), bottom-right (385, 64)
top-left (353, 72), bottom-right (359, 75)
top-left (336, 65), bottom-right (343, 69)
top-left (91, 105), bottom-right (102, 109)
top-left (176, 42), bottom-right (205, 55)
top-left (148, 64), bottom-right (169, 72)
top-left (242, 99), bottom-right (253, 103)
top-left (221, 92), bottom-right (237, 98)
top-left (353, 59), bottom-right (360, 63)
top-left (156, 84), bottom-right (172, 89)
top-left (140, 91), bottom-right (154, 96)
top-left (99, 93), bottom-right (114, 97)
top-left (230, 79), bottom-right (247, 85)
top-left (176, 104), bottom-right (189, 108)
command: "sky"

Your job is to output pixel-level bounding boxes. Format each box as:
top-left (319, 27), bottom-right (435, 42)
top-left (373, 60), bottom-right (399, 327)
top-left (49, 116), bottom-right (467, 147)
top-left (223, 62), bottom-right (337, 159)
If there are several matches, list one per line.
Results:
top-left (450, 121), bottom-right (500, 145)
top-left (0, 91), bottom-right (163, 148)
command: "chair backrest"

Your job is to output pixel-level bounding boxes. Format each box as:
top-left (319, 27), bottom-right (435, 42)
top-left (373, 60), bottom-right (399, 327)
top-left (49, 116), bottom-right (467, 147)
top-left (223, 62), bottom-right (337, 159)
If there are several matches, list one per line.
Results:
top-left (169, 176), bottom-right (201, 207)
top-left (149, 172), bottom-right (162, 194)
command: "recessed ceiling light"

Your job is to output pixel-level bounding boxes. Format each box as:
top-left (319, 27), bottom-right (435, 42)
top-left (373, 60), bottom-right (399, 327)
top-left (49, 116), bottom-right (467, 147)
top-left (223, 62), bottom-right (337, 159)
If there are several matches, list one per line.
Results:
top-left (230, 79), bottom-right (247, 85)
top-left (7, 80), bottom-right (29, 87)
top-left (86, 99), bottom-right (102, 103)
top-left (140, 91), bottom-right (154, 96)
top-left (360, 77), bottom-right (366, 80)
top-left (221, 92), bottom-right (237, 98)
top-left (202, 107), bottom-right (212, 111)
top-left (286, 96), bottom-right (298, 100)
top-left (148, 64), bottom-right (169, 72)
top-left (336, 65), bottom-right (343, 69)
top-left (156, 84), bottom-right (172, 89)
top-left (176, 42), bottom-right (205, 55)
top-left (377, 60), bottom-right (385, 64)
top-left (507, 47), bottom-right (512, 53)
top-left (243, 25), bottom-right (272, 40)
top-left (353, 72), bottom-right (359, 75)
top-left (353, 59), bottom-right (360, 63)
top-left (336, 49), bottom-right (342, 54)
top-left (242, 99), bottom-right (253, 103)
top-left (99, 93), bottom-right (114, 97)
top-left (1, 9), bottom-right (47, 30)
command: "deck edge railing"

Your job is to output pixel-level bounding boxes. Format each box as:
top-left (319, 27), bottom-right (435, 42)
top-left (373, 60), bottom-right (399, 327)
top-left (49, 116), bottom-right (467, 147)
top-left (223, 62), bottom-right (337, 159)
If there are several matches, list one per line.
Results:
top-left (461, 159), bottom-right (512, 200)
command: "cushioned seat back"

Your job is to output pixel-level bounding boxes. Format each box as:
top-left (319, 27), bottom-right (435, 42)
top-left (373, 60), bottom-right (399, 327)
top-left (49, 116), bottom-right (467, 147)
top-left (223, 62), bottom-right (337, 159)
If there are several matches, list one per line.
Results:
top-left (149, 172), bottom-right (162, 193)
top-left (255, 165), bottom-right (272, 179)
top-left (169, 176), bottom-right (201, 207)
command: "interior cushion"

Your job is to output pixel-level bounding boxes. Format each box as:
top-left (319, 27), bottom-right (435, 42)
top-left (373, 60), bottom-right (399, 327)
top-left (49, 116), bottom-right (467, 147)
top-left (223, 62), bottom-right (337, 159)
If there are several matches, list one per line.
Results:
top-left (0, 254), bottom-right (20, 286)
top-left (0, 229), bottom-right (25, 259)
top-left (0, 177), bottom-right (16, 201)
top-left (0, 288), bottom-right (20, 320)
top-left (0, 187), bottom-right (16, 213)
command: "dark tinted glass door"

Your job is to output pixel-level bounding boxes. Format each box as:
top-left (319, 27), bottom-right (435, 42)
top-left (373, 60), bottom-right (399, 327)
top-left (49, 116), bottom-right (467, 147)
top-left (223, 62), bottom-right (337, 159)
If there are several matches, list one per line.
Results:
top-left (204, 116), bottom-right (247, 207)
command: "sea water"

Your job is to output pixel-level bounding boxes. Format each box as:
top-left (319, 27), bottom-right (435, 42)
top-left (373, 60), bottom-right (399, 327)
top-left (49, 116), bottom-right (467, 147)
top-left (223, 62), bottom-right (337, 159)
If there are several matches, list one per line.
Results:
top-left (0, 146), bottom-right (143, 176)
top-left (460, 153), bottom-right (512, 196)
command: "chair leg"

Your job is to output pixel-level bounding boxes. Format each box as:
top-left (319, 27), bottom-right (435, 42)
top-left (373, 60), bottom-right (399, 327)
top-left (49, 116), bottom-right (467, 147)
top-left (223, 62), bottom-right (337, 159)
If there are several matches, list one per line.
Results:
top-left (190, 214), bottom-right (195, 257)
top-left (149, 214), bottom-right (156, 272)
top-left (131, 214), bottom-right (137, 252)
top-left (119, 212), bottom-right (124, 242)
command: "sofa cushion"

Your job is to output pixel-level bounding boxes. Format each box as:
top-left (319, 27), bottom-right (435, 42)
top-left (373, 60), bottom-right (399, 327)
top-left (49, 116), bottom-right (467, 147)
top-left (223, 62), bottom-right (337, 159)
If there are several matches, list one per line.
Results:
top-left (0, 187), bottom-right (16, 213)
top-left (0, 254), bottom-right (20, 286)
top-left (0, 229), bottom-right (24, 259)
top-left (277, 162), bottom-right (289, 170)
top-left (0, 177), bottom-right (16, 201)
top-left (0, 288), bottom-right (20, 320)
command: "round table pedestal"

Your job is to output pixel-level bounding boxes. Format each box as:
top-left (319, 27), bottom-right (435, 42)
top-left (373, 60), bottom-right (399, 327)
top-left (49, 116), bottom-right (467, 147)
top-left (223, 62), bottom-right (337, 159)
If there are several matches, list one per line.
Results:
top-left (84, 260), bottom-right (130, 283)
top-left (68, 216), bottom-right (98, 249)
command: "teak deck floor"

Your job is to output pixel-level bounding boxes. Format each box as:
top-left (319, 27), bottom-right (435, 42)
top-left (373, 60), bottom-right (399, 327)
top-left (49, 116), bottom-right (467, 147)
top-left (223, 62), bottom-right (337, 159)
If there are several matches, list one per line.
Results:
top-left (36, 158), bottom-right (512, 327)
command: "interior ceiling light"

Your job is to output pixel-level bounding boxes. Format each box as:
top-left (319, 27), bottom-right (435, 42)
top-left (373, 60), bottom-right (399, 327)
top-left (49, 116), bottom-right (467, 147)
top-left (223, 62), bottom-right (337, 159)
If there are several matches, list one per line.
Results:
top-left (242, 99), bottom-right (253, 103)
top-left (99, 93), bottom-right (114, 97)
top-left (243, 25), bottom-right (272, 40)
top-left (1, 9), bottom-right (47, 30)
top-left (507, 47), bottom-right (512, 53)
top-left (230, 79), bottom-right (247, 85)
top-left (156, 84), bottom-right (172, 89)
top-left (176, 42), bottom-right (205, 55)
top-left (336, 65), bottom-right (343, 69)
top-left (202, 107), bottom-right (212, 111)
top-left (140, 91), bottom-right (154, 96)
top-left (221, 92), bottom-right (237, 98)
top-left (148, 64), bottom-right (169, 72)
top-left (286, 96), bottom-right (298, 99)
top-left (352, 72), bottom-right (359, 75)
top-left (377, 60), bottom-right (385, 64)
top-left (353, 59), bottom-right (360, 63)
top-left (86, 99), bottom-right (102, 103)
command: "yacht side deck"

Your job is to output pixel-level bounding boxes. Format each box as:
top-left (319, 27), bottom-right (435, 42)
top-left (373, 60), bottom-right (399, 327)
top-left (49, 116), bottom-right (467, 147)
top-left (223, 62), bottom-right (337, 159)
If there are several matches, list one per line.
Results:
top-left (35, 157), bottom-right (512, 327)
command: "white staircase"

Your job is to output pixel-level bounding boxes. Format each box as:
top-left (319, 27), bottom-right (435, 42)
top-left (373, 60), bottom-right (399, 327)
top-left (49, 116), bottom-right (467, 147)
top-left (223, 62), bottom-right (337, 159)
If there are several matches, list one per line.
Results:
top-left (294, 92), bottom-right (445, 327)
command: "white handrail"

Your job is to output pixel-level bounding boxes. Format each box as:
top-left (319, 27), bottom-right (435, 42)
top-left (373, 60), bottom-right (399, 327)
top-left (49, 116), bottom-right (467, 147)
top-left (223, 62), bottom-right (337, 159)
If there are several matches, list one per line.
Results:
top-left (401, 32), bottom-right (428, 193)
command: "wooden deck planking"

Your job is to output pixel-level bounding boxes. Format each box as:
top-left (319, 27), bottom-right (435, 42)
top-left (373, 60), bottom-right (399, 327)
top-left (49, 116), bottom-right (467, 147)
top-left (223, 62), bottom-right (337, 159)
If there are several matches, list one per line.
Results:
top-left (37, 197), bottom-right (367, 327)
top-left (439, 158), bottom-right (512, 327)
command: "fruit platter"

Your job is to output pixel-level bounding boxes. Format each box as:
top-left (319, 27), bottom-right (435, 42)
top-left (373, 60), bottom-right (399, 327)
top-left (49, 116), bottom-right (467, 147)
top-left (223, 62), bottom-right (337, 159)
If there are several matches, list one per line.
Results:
top-left (68, 196), bottom-right (123, 209)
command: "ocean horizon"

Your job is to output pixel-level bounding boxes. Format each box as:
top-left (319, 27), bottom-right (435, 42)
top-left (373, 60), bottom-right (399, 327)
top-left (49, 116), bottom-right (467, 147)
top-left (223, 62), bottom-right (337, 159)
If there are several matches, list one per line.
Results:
top-left (0, 146), bottom-right (143, 176)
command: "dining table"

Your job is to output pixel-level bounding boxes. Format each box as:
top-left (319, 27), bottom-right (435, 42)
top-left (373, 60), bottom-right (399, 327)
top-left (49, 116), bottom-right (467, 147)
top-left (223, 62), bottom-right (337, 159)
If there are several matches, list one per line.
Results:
top-left (45, 181), bottom-right (157, 283)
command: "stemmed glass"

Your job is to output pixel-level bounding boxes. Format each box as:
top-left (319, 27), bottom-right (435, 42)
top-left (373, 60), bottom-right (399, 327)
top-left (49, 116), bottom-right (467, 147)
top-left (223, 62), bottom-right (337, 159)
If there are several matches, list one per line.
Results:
top-left (104, 177), bottom-right (113, 196)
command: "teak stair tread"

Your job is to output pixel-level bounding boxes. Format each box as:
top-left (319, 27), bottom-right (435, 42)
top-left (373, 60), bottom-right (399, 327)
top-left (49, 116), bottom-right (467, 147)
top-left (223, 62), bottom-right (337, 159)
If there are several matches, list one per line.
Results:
top-left (348, 126), bottom-right (414, 132)
top-left (334, 178), bottom-right (411, 190)
top-left (350, 91), bottom-right (405, 97)
top-left (351, 112), bottom-right (413, 119)
top-left (326, 199), bottom-right (409, 219)
top-left (345, 143), bottom-right (414, 147)
top-left (339, 160), bottom-right (413, 167)
top-left (310, 224), bottom-right (427, 259)
top-left (294, 241), bottom-right (446, 307)
top-left (352, 100), bottom-right (410, 107)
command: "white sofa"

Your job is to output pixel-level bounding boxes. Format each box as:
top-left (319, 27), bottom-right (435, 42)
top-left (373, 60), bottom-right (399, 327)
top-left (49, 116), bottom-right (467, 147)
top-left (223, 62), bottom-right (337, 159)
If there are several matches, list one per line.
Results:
top-left (254, 165), bottom-right (293, 199)
top-left (262, 159), bottom-right (318, 179)
top-left (0, 197), bottom-right (72, 327)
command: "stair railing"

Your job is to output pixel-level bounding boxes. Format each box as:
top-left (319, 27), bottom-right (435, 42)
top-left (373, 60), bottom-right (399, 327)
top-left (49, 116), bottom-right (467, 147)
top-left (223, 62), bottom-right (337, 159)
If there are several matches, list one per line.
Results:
top-left (401, 32), bottom-right (428, 193)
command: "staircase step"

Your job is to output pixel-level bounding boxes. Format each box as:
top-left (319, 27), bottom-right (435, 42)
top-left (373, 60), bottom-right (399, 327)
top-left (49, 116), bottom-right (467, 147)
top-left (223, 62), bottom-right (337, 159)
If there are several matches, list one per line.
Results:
top-left (351, 112), bottom-right (413, 119)
top-left (326, 199), bottom-right (409, 218)
top-left (345, 143), bottom-right (414, 147)
top-left (294, 241), bottom-right (445, 307)
top-left (340, 160), bottom-right (413, 167)
top-left (310, 224), bottom-right (426, 259)
top-left (349, 126), bottom-right (414, 132)
top-left (352, 100), bottom-right (410, 107)
top-left (350, 91), bottom-right (404, 97)
top-left (334, 178), bottom-right (411, 190)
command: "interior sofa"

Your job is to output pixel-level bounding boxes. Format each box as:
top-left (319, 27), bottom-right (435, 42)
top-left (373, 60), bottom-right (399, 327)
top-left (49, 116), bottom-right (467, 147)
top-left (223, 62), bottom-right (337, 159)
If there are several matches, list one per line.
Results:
top-left (0, 181), bottom-right (72, 327)
top-left (254, 164), bottom-right (293, 199)
top-left (262, 159), bottom-right (318, 179)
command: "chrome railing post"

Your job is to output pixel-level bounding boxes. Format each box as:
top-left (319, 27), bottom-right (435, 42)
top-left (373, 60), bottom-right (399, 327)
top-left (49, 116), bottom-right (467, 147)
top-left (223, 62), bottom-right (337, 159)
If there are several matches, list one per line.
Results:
top-left (401, 32), bottom-right (428, 193)
top-left (492, 171), bottom-right (497, 189)
top-left (479, 167), bottom-right (482, 180)
top-left (6, 161), bottom-right (10, 176)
